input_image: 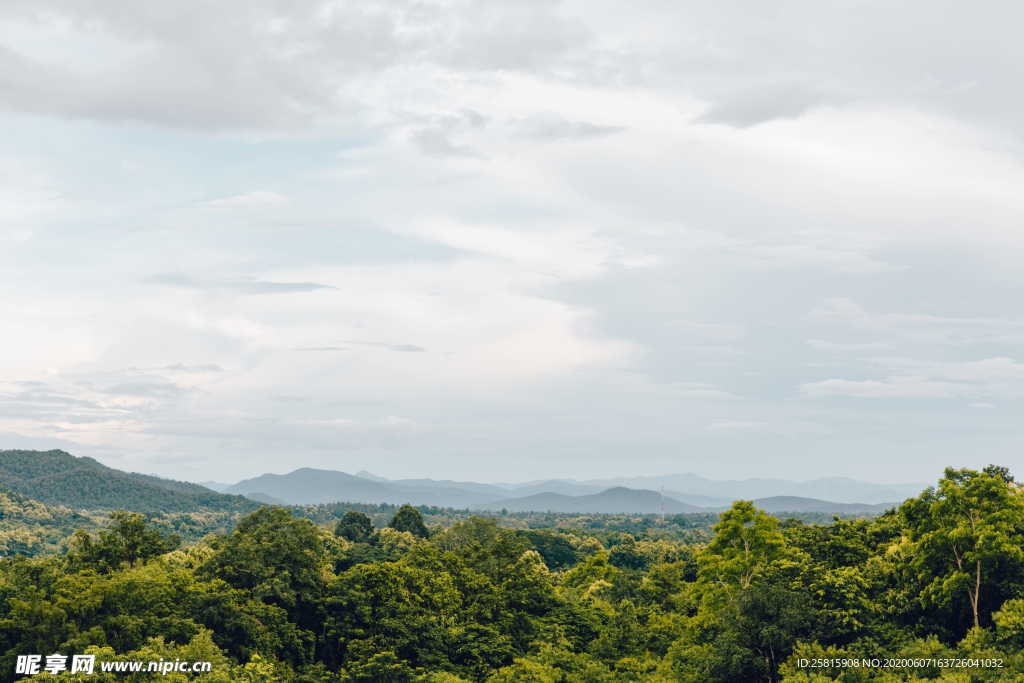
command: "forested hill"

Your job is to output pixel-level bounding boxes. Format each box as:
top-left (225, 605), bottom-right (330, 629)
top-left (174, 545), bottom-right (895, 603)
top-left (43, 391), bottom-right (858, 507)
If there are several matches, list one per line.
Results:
top-left (0, 449), bottom-right (259, 514)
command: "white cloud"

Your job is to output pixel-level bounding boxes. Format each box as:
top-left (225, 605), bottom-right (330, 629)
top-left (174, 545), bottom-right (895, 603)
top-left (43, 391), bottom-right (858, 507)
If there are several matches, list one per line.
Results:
top-left (2, 1), bottom-right (1024, 482)
top-left (801, 358), bottom-right (1024, 400)
top-left (801, 377), bottom-right (963, 399)
top-left (204, 191), bottom-right (289, 208)
top-left (806, 339), bottom-right (891, 353)
top-left (811, 299), bottom-right (1024, 346)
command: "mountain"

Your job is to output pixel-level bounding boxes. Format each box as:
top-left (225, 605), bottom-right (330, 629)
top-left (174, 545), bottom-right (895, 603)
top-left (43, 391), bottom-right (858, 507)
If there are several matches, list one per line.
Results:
top-left (382, 478), bottom-right (513, 498)
top-left (0, 452), bottom-right (904, 517)
top-left (0, 450), bottom-right (260, 514)
top-left (583, 474), bottom-right (924, 505)
top-left (475, 487), bottom-right (705, 514)
top-left (342, 471), bottom-right (922, 506)
top-left (243, 492), bottom-right (288, 505)
top-left (198, 481), bottom-right (231, 492)
top-left (217, 468), bottom-right (921, 511)
top-left (662, 490), bottom-right (733, 508)
top-left (226, 468), bottom-right (502, 507)
top-left (499, 479), bottom-right (606, 497)
top-left (750, 496), bottom-right (896, 515)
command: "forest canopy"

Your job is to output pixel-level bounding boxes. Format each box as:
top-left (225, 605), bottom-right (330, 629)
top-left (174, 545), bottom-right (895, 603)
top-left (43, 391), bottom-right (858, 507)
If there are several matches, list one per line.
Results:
top-left (1, 466), bottom-right (1023, 681)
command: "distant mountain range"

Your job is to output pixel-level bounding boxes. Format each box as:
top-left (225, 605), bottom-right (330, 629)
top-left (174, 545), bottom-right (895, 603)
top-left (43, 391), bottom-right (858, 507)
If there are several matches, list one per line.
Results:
top-left (747, 496), bottom-right (894, 515)
top-left (474, 487), bottom-right (705, 514)
top-left (221, 466), bottom-right (910, 515)
top-left (0, 450), bottom-right (916, 517)
top-left (225, 468), bottom-right (509, 508)
top-left (473, 490), bottom-right (895, 516)
top-left (574, 474), bottom-right (923, 505)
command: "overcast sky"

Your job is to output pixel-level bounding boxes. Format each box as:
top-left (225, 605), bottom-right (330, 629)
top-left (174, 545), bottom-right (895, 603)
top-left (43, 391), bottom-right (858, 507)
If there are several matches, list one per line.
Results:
top-left (2, 1), bottom-right (1023, 484)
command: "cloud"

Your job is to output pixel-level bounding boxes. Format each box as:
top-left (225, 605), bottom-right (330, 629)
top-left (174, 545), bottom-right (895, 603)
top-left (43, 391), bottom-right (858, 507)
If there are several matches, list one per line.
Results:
top-left (707, 420), bottom-right (767, 432)
top-left (409, 109), bottom-right (488, 157)
top-left (512, 113), bottom-right (624, 141)
top-left (4, 1), bottom-right (1024, 483)
top-left (800, 358), bottom-right (1024, 399)
top-left (160, 363), bottom-right (224, 373)
top-left (295, 342), bottom-right (425, 353)
top-left (801, 377), bottom-right (963, 399)
top-left (344, 341), bottom-right (426, 353)
top-left (810, 299), bottom-right (1024, 346)
top-left (665, 382), bottom-right (738, 400)
top-left (410, 128), bottom-right (478, 158)
top-left (97, 379), bottom-right (186, 398)
top-left (806, 339), bottom-right (891, 353)
top-left (0, 1), bottom-right (596, 130)
top-left (706, 418), bottom-right (827, 437)
top-left (0, 430), bottom-right (87, 452)
top-left (147, 273), bottom-right (335, 294)
top-left (696, 82), bottom-right (845, 128)
top-left (204, 191), bottom-right (289, 208)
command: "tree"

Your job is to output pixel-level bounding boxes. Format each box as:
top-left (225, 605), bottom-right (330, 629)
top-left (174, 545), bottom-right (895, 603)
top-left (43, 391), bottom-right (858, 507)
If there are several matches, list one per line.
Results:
top-left (518, 530), bottom-right (578, 570)
top-left (335, 511), bottom-right (375, 543)
top-left (68, 511), bottom-right (180, 572)
top-left (199, 508), bottom-right (329, 625)
top-left (326, 560), bottom-right (461, 671)
top-left (345, 650), bottom-right (419, 682)
top-left (729, 581), bottom-right (815, 680)
top-left (389, 505), bottom-right (428, 539)
top-left (609, 537), bottom-right (649, 571)
top-left (901, 466), bottom-right (1024, 632)
top-left (698, 501), bottom-right (790, 595)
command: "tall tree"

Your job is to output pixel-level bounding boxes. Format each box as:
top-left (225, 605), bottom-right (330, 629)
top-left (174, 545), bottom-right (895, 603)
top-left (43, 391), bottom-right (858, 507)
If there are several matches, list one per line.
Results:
top-left (901, 466), bottom-right (1024, 631)
top-left (68, 511), bottom-right (180, 572)
top-left (199, 507), bottom-right (330, 628)
top-left (698, 501), bottom-right (790, 595)
top-left (389, 505), bottom-right (429, 539)
top-left (335, 510), bottom-right (375, 543)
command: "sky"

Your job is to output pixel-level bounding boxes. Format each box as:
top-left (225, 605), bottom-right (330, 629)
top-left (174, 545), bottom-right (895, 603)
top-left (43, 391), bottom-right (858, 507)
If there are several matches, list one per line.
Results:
top-left (2, 1), bottom-right (1023, 484)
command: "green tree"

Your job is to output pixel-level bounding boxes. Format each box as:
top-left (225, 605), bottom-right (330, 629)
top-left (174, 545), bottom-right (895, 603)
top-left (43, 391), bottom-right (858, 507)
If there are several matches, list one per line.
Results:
top-left (698, 501), bottom-right (790, 595)
top-left (517, 530), bottom-right (578, 570)
top-left (389, 505), bottom-right (429, 539)
top-left (198, 506), bottom-right (329, 667)
top-left (68, 511), bottom-right (180, 572)
top-left (901, 466), bottom-right (1024, 631)
top-left (608, 536), bottom-right (648, 571)
top-left (345, 650), bottom-right (419, 682)
top-left (335, 511), bottom-right (374, 543)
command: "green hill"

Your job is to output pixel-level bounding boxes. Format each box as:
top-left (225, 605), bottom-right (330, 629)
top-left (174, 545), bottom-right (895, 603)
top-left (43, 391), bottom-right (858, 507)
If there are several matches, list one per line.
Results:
top-left (0, 449), bottom-right (260, 514)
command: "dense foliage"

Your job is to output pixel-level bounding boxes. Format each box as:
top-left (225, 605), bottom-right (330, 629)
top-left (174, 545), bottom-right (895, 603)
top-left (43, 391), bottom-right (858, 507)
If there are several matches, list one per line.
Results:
top-left (1, 466), bottom-right (1023, 681)
top-left (0, 489), bottom-right (843, 561)
top-left (0, 489), bottom-right (246, 558)
top-left (0, 489), bottom-right (106, 556)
